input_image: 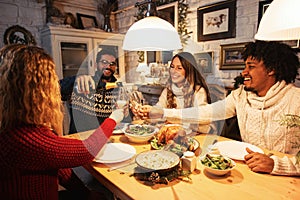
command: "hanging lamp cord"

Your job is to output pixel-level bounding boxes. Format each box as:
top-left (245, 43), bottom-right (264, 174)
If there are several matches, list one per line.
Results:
top-left (135, 0), bottom-right (158, 17)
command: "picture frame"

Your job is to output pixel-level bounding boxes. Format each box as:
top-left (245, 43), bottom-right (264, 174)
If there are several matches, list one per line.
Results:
top-left (257, 1), bottom-right (299, 49)
top-left (258, 0), bottom-right (273, 27)
top-left (77, 13), bottom-right (98, 29)
top-left (194, 52), bottom-right (214, 74)
top-left (197, 0), bottom-right (236, 42)
top-left (3, 25), bottom-right (36, 45)
top-left (145, 2), bottom-right (179, 65)
top-left (157, 1), bottom-right (178, 30)
top-left (282, 40), bottom-right (300, 49)
top-left (220, 43), bottom-right (247, 70)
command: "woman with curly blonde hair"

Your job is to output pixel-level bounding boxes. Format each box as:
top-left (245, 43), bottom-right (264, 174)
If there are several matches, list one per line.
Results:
top-left (0, 44), bottom-right (64, 135)
top-left (0, 44), bottom-right (123, 200)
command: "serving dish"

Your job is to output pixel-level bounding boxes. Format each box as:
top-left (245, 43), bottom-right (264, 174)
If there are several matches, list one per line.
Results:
top-left (135, 150), bottom-right (180, 172)
top-left (123, 124), bottom-right (158, 143)
top-left (200, 153), bottom-right (236, 176)
top-left (150, 124), bottom-right (200, 157)
top-left (150, 136), bottom-right (200, 157)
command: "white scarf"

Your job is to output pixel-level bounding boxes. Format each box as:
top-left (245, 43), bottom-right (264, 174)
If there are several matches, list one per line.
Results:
top-left (171, 83), bottom-right (184, 97)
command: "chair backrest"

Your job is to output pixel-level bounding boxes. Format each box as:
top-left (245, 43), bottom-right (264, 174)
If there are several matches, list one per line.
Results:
top-left (62, 101), bottom-right (70, 135)
top-left (207, 84), bottom-right (227, 103)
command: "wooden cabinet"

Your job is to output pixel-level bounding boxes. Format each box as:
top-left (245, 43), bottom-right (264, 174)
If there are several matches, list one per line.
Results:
top-left (40, 25), bottom-right (125, 80)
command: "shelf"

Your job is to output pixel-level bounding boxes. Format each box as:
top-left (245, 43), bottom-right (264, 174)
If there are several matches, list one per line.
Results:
top-left (61, 47), bottom-right (87, 51)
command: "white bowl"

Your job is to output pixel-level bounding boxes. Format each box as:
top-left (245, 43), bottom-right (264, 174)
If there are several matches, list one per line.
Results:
top-left (123, 124), bottom-right (158, 143)
top-left (200, 154), bottom-right (236, 176)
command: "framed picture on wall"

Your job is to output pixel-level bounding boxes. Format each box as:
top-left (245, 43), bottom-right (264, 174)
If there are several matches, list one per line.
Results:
top-left (194, 52), bottom-right (214, 74)
top-left (3, 25), bottom-right (36, 45)
top-left (257, 1), bottom-right (299, 49)
top-left (157, 1), bottom-right (178, 30)
top-left (258, 0), bottom-right (273, 27)
top-left (145, 1), bottom-right (179, 65)
top-left (282, 40), bottom-right (300, 49)
top-left (220, 43), bottom-right (246, 70)
top-left (197, 0), bottom-right (236, 42)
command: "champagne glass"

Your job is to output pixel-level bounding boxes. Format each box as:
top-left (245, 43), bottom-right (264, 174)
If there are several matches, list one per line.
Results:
top-left (116, 99), bottom-right (127, 109)
top-left (115, 85), bottom-right (129, 109)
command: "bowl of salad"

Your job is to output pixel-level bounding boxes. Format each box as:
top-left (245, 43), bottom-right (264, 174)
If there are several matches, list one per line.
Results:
top-left (200, 154), bottom-right (236, 176)
top-left (123, 124), bottom-right (158, 143)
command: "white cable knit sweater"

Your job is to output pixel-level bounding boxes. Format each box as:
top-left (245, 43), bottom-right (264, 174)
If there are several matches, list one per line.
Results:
top-left (156, 85), bottom-right (211, 133)
top-left (163, 81), bottom-right (300, 176)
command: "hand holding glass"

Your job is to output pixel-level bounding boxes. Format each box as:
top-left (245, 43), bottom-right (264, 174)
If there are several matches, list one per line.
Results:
top-left (116, 99), bottom-right (127, 108)
top-left (137, 105), bottom-right (152, 119)
top-left (115, 87), bottom-right (129, 109)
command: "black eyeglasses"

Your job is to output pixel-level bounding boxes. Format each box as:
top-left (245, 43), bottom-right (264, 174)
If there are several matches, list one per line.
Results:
top-left (99, 60), bottom-right (117, 66)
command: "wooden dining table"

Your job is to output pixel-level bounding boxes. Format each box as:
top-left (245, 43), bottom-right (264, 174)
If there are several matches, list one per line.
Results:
top-left (67, 129), bottom-right (300, 200)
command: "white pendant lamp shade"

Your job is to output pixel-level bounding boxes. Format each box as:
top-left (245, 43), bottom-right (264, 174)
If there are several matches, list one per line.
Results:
top-left (255, 0), bottom-right (300, 41)
top-left (122, 16), bottom-right (182, 51)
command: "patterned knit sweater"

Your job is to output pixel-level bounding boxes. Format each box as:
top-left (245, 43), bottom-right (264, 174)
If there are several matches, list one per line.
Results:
top-left (70, 86), bottom-right (118, 132)
top-left (0, 118), bottom-right (115, 200)
top-left (60, 74), bottom-right (118, 133)
top-left (164, 81), bottom-right (300, 176)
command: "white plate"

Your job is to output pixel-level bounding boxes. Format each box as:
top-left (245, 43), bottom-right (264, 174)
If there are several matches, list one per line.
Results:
top-left (215, 141), bottom-right (264, 160)
top-left (94, 143), bottom-right (136, 163)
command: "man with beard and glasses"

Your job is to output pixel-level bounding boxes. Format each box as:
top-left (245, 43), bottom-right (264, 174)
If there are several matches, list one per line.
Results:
top-left (60, 48), bottom-right (124, 199)
top-left (145, 40), bottom-right (300, 176)
top-left (60, 48), bottom-right (126, 134)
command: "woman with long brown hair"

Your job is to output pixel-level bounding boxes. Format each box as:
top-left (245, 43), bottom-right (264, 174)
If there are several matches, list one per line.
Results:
top-left (156, 52), bottom-right (212, 133)
top-left (132, 52), bottom-right (213, 133)
top-left (0, 44), bottom-right (123, 199)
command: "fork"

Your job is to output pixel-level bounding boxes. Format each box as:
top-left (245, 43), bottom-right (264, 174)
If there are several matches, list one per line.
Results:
top-left (108, 155), bottom-right (137, 171)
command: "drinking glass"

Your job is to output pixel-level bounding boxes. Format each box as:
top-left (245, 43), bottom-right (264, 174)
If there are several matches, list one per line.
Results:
top-left (115, 86), bottom-right (129, 109)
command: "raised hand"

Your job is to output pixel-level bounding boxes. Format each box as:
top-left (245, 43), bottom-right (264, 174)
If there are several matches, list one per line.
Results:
top-left (109, 109), bottom-right (124, 124)
top-left (138, 105), bottom-right (152, 119)
top-left (129, 101), bottom-right (151, 120)
top-left (75, 75), bottom-right (95, 94)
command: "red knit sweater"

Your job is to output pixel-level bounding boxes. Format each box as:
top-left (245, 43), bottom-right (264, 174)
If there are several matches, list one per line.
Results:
top-left (0, 118), bottom-right (116, 200)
